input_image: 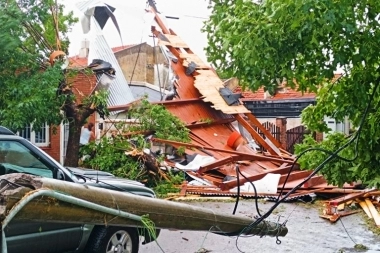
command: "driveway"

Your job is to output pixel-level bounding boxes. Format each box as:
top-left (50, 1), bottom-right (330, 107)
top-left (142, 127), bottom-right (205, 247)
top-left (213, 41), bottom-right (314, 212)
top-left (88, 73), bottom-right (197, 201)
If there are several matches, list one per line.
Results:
top-left (140, 199), bottom-right (380, 253)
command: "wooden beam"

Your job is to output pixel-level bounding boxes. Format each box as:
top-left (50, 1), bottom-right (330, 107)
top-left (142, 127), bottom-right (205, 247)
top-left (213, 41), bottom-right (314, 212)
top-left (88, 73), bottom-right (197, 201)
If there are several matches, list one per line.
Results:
top-left (234, 114), bottom-right (277, 155)
top-left (303, 175), bottom-right (326, 188)
top-left (278, 170), bottom-right (311, 185)
top-left (314, 189), bottom-right (366, 194)
top-left (150, 7), bottom-right (170, 35)
top-left (198, 156), bottom-right (237, 174)
top-left (151, 138), bottom-right (292, 164)
top-left (245, 113), bottom-right (282, 148)
top-left (365, 199), bottom-right (380, 226)
top-left (327, 189), bottom-right (377, 205)
top-left (155, 98), bottom-right (203, 105)
top-left (358, 200), bottom-right (373, 219)
top-left (219, 165), bottom-right (293, 191)
top-left (186, 118), bottom-right (236, 129)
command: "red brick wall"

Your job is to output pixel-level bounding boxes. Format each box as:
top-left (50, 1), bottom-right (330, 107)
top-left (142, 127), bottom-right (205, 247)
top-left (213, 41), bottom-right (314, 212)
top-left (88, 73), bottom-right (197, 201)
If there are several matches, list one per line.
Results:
top-left (41, 125), bottom-right (61, 161)
top-left (71, 71), bottom-right (97, 126)
top-left (315, 132), bottom-right (324, 142)
top-left (69, 70), bottom-right (97, 104)
top-left (41, 70), bottom-right (97, 163)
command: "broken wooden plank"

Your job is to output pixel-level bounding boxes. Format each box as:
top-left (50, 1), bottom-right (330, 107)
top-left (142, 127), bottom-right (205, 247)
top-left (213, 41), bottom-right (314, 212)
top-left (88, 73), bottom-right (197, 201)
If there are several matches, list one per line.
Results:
top-left (319, 213), bottom-right (341, 223)
top-left (234, 114), bottom-right (279, 156)
top-left (358, 200), bottom-right (373, 219)
top-left (152, 138), bottom-right (294, 164)
top-left (365, 199), bottom-right (380, 226)
top-left (363, 191), bottom-right (380, 198)
top-left (303, 175), bottom-right (326, 188)
top-left (278, 170), bottom-right (312, 185)
top-left (180, 53), bottom-right (209, 69)
top-left (256, 161), bottom-right (281, 170)
top-left (244, 113), bottom-right (282, 149)
top-left (219, 165), bottom-right (293, 191)
top-left (314, 189), bottom-right (366, 194)
top-left (320, 209), bottom-right (360, 223)
top-left (186, 118), bottom-right (236, 130)
top-left (328, 189), bottom-right (377, 206)
top-left (198, 156), bottom-right (235, 174)
top-left (158, 34), bottom-right (189, 48)
top-left (337, 203), bottom-right (345, 211)
top-left (180, 181), bottom-right (188, 196)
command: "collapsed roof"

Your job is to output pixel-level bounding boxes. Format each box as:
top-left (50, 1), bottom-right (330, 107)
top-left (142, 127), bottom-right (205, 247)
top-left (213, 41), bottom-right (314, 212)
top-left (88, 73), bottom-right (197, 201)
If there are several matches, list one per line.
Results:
top-left (108, 6), bottom-right (361, 201)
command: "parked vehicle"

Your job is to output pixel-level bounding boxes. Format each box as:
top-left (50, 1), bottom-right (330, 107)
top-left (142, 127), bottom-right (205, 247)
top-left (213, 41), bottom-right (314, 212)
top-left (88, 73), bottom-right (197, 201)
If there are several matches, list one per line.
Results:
top-left (0, 126), bottom-right (158, 253)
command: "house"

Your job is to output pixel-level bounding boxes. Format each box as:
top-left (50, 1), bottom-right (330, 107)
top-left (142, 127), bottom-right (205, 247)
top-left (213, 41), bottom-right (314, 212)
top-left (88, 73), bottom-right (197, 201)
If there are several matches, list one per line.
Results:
top-left (70, 42), bottom-right (172, 135)
top-left (229, 74), bottom-right (349, 151)
top-left (18, 42), bottom-right (136, 164)
top-left (114, 43), bottom-right (172, 102)
top-left (231, 80), bottom-right (316, 129)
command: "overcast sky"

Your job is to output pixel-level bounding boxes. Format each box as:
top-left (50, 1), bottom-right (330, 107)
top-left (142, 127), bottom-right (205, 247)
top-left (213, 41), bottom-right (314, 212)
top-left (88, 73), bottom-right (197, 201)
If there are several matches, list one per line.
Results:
top-left (62, 0), bottom-right (212, 63)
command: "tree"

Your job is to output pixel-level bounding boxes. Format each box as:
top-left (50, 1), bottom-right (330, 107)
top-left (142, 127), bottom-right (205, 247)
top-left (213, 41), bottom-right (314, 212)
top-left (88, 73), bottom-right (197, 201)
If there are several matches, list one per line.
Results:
top-left (0, 0), bottom-right (108, 166)
top-left (204, 0), bottom-right (380, 187)
top-left (80, 98), bottom-right (191, 196)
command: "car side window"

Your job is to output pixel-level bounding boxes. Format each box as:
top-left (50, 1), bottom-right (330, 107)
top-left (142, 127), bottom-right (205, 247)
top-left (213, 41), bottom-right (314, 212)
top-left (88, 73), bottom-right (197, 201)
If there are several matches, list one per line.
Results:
top-left (0, 140), bottom-right (53, 178)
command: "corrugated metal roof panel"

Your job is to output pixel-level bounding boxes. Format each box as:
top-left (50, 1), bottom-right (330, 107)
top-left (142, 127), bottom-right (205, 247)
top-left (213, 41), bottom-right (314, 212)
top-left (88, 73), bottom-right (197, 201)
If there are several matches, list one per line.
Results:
top-left (185, 190), bottom-right (311, 202)
top-left (76, 1), bottom-right (135, 109)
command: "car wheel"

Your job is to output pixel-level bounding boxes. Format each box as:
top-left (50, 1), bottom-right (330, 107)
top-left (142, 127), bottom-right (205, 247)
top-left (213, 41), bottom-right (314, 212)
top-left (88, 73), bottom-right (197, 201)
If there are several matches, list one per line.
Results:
top-left (85, 226), bottom-right (139, 253)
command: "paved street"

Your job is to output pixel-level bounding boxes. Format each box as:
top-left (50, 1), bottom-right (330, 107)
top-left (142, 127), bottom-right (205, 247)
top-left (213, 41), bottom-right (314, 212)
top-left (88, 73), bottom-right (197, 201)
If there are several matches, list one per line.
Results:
top-left (140, 200), bottom-right (380, 253)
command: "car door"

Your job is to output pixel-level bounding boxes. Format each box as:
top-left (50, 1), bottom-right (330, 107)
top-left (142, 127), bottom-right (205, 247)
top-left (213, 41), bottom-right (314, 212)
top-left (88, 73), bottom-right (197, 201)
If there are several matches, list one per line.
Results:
top-left (0, 139), bottom-right (83, 253)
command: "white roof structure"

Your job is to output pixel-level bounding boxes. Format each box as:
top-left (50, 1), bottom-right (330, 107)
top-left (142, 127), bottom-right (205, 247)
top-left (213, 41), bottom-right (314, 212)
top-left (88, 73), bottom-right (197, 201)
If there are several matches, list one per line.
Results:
top-left (75, 0), bottom-right (135, 107)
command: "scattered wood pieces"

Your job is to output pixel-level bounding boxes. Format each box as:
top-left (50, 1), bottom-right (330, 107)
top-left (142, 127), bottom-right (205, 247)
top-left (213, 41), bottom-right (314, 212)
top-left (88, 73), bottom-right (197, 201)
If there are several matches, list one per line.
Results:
top-left (358, 200), bottom-right (373, 219)
top-left (365, 199), bottom-right (380, 227)
top-left (320, 194), bottom-right (380, 227)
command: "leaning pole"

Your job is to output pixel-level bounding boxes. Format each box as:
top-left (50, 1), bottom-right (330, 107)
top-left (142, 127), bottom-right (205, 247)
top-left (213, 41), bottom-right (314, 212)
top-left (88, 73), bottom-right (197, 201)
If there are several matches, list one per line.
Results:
top-left (0, 174), bottom-right (287, 237)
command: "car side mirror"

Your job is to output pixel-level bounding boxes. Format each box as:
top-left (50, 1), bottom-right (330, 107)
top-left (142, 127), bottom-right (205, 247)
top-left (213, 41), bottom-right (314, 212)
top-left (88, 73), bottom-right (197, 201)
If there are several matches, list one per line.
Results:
top-left (57, 169), bottom-right (65, 180)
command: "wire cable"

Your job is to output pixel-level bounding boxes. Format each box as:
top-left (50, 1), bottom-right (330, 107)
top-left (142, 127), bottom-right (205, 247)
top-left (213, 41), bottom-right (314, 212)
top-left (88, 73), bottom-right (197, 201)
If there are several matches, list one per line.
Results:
top-left (339, 217), bottom-right (357, 245)
top-left (129, 43), bottom-right (143, 85)
top-left (152, 32), bottom-right (164, 100)
top-left (232, 165), bottom-right (241, 215)
top-left (232, 165), bottom-right (262, 217)
top-left (129, 13), bottom-right (148, 86)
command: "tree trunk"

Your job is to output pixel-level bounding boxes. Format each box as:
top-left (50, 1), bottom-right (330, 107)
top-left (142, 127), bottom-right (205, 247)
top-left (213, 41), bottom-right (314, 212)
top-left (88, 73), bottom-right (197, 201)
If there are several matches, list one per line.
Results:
top-left (64, 121), bottom-right (82, 167)
top-left (62, 89), bottom-right (95, 167)
top-left (0, 174), bottom-right (288, 237)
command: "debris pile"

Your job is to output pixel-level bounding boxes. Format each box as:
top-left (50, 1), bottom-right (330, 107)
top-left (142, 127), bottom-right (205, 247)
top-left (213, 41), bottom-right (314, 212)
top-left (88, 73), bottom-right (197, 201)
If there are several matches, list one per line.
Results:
top-left (107, 6), bottom-right (374, 217)
top-left (321, 189), bottom-right (380, 226)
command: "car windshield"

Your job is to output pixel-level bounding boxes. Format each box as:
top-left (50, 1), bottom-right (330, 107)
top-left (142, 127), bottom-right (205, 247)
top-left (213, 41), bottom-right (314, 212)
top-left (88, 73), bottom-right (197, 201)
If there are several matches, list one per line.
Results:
top-left (0, 140), bottom-right (53, 178)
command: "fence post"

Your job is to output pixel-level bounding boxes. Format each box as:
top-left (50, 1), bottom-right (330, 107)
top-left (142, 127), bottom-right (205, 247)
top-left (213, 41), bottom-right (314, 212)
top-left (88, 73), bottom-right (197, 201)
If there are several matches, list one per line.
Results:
top-left (276, 117), bottom-right (287, 150)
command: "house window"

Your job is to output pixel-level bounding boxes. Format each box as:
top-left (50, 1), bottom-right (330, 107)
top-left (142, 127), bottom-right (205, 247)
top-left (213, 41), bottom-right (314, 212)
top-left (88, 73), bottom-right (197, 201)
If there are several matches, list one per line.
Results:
top-left (18, 123), bottom-right (49, 147)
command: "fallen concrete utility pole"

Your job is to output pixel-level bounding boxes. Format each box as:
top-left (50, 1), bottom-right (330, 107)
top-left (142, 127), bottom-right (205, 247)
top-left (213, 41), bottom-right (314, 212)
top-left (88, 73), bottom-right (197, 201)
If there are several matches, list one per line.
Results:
top-left (0, 174), bottom-right (287, 237)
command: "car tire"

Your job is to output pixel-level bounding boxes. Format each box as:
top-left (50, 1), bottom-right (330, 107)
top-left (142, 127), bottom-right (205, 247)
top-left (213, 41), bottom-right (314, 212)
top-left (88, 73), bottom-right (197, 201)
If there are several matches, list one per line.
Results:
top-left (85, 226), bottom-right (139, 253)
